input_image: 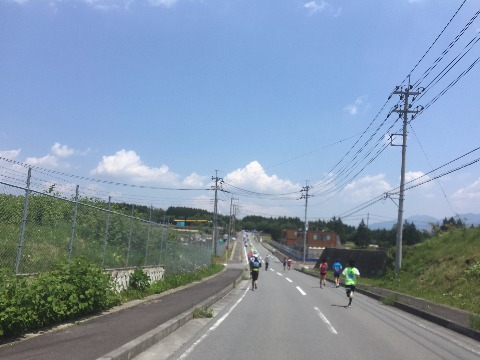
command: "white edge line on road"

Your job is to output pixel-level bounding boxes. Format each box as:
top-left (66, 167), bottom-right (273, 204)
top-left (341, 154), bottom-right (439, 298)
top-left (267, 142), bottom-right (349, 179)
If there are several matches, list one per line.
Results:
top-left (296, 286), bottom-right (306, 295)
top-left (177, 286), bottom-right (250, 359)
top-left (314, 307), bottom-right (338, 335)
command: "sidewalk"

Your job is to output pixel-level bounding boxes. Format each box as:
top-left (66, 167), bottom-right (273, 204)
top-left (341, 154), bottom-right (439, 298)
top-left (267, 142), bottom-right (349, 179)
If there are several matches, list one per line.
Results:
top-left (0, 242), bottom-right (246, 360)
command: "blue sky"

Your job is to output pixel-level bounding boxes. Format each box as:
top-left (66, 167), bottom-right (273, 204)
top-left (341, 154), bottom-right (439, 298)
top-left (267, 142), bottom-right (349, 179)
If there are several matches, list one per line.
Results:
top-left (1, 0), bottom-right (479, 227)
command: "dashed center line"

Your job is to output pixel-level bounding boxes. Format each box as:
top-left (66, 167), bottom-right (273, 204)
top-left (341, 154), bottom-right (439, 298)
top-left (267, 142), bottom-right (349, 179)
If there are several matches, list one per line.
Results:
top-left (296, 286), bottom-right (306, 295)
top-left (314, 307), bottom-right (338, 334)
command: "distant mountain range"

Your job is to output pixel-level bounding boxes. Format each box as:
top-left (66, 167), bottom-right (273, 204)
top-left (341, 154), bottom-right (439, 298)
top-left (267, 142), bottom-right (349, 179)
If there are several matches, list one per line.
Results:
top-left (369, 213), bottom-right (480, 231)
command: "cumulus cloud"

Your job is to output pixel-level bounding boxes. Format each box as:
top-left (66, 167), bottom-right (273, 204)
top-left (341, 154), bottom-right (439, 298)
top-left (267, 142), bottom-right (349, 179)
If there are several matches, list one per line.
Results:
top-left (404, 170), bottom-right (433, 190)
top-left (6, 0), bottom-right (176, 10)
top-left (452, 177), bottom-right (480, 201)
top-left (343, 174), bottom-right (392, 202)
top-left (148, 0), bottom-right (178, 7)
top-left (51, 142), bottom-right (75, 158)
top-left (344, 96), bottom-right (368, 116)
top-left (224, 161), bottom-right (300, 193)
top-left (24, 143), bottom-right (78, 168)
top-left (25, 154), bottom-right (61, 167)
top-left (304, 1), bottom-right (328, 15)
top-left (182, 172), bottom-right (208, 187)
top-left (91, 149), bottom-right (180, 184)
top-left (0, 149), bottom-right (21, 159)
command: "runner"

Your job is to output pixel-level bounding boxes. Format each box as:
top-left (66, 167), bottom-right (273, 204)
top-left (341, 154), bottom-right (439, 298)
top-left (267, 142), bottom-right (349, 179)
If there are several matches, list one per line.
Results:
top-left (264, 254), bottom-right (270, 271)
top-left (319, 258), bottom-right (328, 288)
top-left (342, 259), bottom-right (360, 308)
top-left (332, 258), bottom-right (343, 288)
top-left (249, 254), bottom-right (262, 290)
top-left (287, 257), bottom-right (292, 271)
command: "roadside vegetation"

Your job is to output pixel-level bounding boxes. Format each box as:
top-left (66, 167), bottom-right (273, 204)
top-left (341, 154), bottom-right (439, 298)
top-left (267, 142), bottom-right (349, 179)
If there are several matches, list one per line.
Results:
top-left (0, 260), bottom-right (223, 339)
top-left (357, 227), bottom-right (480, 314)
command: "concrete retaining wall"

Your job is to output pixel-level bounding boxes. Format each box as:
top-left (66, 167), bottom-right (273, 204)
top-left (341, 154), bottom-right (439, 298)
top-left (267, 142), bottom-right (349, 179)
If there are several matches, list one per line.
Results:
top-left (105, 266), bottom-right (165, 292)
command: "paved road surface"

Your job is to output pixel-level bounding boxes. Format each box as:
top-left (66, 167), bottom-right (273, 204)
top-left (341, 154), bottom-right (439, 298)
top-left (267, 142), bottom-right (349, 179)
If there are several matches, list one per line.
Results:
top-left (134, 239), bottom-right (480, 360)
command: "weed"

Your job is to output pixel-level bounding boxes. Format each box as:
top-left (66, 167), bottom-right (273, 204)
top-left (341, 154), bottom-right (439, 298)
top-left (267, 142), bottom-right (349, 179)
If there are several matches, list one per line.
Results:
top-left (193, 307), bottom-right (214, 318)
top-left (381, 295), bottom-right (397, 306)
top-left (129, 268), bottom-right (150, 291)
top-left (469, 315), bottom-right (480, 331)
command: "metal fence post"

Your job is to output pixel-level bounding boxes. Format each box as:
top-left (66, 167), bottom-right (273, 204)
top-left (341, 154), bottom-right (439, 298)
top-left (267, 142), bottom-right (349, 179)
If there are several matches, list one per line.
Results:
top-left (101, 196), bottom-right (111, 268)
top-left (68, 184), bottom-right (79, 262)
top-left (158, 215), bottom-right (165, 265)
top-left (126, 204), bottom-right (134, 266)
top-left (15, 167), bottom-right (31, 275)
top-left (144, 206), bottom-right (152, 266)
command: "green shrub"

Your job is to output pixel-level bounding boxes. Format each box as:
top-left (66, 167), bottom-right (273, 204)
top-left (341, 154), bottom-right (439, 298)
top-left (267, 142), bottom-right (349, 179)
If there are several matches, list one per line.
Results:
top-left (129, 268), bottom-right (150, 291)
top-left (465, 261), bottom-right (480, 279)
top-left (0, 258), bottom-right (120, 338)
top-left (193, 307), bottom-right (213, 318)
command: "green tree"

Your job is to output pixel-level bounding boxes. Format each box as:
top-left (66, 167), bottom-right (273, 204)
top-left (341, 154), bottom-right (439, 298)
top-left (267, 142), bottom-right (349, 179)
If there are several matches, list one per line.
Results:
top-left (353, 219), bottom-right (370, 248)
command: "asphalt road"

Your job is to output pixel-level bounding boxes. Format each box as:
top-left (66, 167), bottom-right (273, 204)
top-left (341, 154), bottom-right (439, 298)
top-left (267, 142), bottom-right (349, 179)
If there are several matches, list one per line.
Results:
top-left (135, 239), bottom-right (480, 360)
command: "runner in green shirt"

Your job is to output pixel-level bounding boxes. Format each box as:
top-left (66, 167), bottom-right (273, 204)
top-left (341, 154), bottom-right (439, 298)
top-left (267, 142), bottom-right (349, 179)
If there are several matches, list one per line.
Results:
top-left (342, 259), bottom-right (360, 308)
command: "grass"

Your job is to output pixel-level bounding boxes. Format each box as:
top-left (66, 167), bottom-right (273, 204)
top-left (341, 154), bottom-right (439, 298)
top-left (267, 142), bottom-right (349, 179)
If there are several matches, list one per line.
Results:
top-left (120, 263), bottom-right (224, 302)
top-left (193, 307), bottom-right (214, 318)
top-left (381, 294), bottom-right (397, 306)
top-left (363, 227), bottom-right (480, 314)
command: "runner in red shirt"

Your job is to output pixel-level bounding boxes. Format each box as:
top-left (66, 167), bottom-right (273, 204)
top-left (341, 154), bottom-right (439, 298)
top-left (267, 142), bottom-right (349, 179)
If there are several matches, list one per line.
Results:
top-left (319, 258), bottom-right (328, 289)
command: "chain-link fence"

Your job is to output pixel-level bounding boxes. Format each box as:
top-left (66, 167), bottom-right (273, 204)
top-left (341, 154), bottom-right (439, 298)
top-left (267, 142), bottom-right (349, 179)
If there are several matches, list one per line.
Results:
top-left (0, 168), bottom-right (211, 276)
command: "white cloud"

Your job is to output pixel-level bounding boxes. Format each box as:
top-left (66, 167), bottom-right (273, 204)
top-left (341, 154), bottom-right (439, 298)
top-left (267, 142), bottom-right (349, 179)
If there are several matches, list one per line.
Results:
top-left (333, 7), bottom-right (342, 18)
top-left (224, 161), bottom-right (300, 193)
top-left (6, 0), bottom-right (175, 10)
top-left (0, 149), bottom-right (21, 159)
top-left (91, 149), bottom-right (181, 184)
top-left (343, 174), bottom-right (392, 202)
top-left (404, 170), bottom-right (433, 190)
top-left (344, 95), bottom-right (368, 116)
top-left (25, 154), bottom-right (61, 167)
top-left (304, 1), bottom-right (328, 15)
top-left (452, 177), bottom-right (480, 201)
top-left (148, 0), bottom-right (178, 7)
top-left (182, 172), bottom-right (208, 187)
top-left (23, 142), bottom-right (79, 168)
top-left (51, 142), bottom-right (75, 158)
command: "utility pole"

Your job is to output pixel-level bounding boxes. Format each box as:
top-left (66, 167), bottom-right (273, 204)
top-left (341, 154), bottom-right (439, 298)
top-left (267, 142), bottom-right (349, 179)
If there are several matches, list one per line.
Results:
top-left (211, 170), bottom-right (223, 256)
top-left (228, 198), bottom-right (238, 247)
top-left (228, 198), bottom-right (233, 247)
top-left (300, 183), bottom-right (310, 264)
top-left (391, 77), bottom-right (423, 274)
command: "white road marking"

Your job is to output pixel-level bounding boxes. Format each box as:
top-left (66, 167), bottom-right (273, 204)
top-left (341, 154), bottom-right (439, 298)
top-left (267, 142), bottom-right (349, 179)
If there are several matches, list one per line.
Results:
top-left (314, 307), bottom-right (338, 335)
top-left (277, 272), bottom-right (283, 276)
top-left (177, 286), bottom-right (250, 359)
top-left (296, 286), bottom-right (306, 295)
top-left (285, 278), bottom-right (293, 283)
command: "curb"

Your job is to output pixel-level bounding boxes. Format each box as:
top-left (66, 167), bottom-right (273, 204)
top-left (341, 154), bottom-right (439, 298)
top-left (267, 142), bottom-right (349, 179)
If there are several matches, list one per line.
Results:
top-left (354, 287), bottom-right (480, 342)
top-left (97, 272), bottom-right (244, 360)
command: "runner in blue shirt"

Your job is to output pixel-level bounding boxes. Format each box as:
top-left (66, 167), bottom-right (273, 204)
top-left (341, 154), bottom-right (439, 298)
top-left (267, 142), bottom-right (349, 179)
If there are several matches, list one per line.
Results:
top-left (332, 259), bottom-right (343, 288)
